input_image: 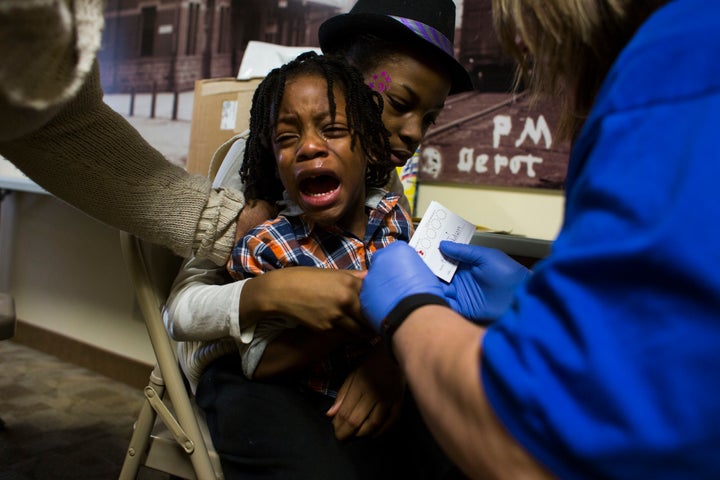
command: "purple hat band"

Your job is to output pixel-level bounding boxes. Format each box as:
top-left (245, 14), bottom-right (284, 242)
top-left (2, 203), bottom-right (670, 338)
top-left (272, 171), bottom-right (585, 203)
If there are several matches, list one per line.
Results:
top-left (389, 16), bottom-right (454, 57)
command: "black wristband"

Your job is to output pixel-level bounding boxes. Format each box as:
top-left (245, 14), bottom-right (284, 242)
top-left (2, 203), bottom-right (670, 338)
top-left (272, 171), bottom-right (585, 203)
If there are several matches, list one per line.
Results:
top-left (380, 294), bottom-right (449, 348)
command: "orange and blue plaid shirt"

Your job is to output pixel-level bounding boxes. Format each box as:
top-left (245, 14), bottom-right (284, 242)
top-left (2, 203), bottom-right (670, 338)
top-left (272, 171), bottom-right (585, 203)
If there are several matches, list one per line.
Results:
top-left (228, 188), bottom-right (413, 397)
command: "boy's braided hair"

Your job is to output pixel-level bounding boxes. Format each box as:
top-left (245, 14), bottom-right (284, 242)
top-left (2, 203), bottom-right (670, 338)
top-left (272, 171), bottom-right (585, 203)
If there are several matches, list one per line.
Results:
top-left (241, 51), bottom-right (393, 204)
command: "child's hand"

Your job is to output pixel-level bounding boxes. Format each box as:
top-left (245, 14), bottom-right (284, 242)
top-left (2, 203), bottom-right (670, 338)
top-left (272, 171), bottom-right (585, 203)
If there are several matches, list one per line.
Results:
top-left (326, 348), bottom-right (405, 440)
top-left (244, 267), bottom-right (371, 335)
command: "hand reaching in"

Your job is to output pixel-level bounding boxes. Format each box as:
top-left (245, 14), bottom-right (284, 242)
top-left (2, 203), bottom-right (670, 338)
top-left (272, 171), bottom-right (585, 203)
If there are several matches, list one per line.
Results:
top-left (439, 241), bottom-right (530, 322)
top-left (241, 267), bottom-right (369, 335)
top-left (359, 241), bottom-right (445, 333)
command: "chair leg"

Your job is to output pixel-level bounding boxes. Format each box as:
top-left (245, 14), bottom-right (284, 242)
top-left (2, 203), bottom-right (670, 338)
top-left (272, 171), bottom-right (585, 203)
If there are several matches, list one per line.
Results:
top-left (118, 368), bottom-right (165, 480)
top-left (1, 293), bottom-right (16, 433)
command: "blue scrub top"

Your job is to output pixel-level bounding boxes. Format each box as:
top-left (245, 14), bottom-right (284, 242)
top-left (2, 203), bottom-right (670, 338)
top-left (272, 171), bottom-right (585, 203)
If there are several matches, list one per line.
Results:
top-left (482, 0), bottom-right (720, 478)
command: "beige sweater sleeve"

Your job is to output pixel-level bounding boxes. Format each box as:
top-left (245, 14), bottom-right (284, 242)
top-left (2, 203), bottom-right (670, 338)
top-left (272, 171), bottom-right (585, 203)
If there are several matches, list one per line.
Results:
top-left (0, 0), bottom-right (102, 139)
top-left (0, 1), bottom-right (244, 265)
top-left (0, 64), bottom-right (244, 265)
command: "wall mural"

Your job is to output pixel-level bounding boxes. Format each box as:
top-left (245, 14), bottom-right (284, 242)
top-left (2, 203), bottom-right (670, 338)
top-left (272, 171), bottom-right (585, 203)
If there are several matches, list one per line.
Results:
top-left (418, 92), bottom-right (570, 190)
top-left (99, 0), bottom-right (570, 191)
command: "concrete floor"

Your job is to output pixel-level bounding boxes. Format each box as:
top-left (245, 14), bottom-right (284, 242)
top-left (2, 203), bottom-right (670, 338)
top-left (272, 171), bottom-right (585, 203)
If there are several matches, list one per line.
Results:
top-left (0, 340), bottom-right (169, 480)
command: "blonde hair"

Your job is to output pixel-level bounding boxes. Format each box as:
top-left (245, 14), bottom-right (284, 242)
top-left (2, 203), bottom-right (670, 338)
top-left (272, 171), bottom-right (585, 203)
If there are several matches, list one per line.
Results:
top-left (492, 0), bottom-right (669, 140)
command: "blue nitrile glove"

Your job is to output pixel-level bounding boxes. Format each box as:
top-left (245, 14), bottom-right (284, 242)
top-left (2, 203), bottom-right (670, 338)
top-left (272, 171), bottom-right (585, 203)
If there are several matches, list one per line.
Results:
top-left (439, 241), bottom-right (531, 322)
top-left (360, 242), bottom-right (448, 338)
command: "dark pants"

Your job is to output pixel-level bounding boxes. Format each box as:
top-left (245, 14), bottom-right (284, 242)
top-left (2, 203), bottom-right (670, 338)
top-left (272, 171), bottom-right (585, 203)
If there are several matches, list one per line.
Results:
top-left (196, 355), bottom-right (465, 480)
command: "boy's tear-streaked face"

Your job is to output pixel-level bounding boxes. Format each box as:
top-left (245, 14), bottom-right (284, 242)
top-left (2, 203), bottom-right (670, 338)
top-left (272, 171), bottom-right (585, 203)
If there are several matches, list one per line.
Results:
top-left (272, 74), bottom-right (368, 235)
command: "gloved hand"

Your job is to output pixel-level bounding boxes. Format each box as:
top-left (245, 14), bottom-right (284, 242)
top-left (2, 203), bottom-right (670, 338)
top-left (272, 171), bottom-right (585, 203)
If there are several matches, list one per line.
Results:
top-left (360, 241), bottom-right (446, 334)
top-left (439, 241), bottom-right (530, 322)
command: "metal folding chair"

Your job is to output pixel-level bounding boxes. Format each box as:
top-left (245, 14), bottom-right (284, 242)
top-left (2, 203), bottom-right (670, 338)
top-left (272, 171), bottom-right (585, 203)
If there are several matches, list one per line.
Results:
top-left (118, 231), bottom-right (223, 479)
top-left (1, 291), bottom-right (16, 431)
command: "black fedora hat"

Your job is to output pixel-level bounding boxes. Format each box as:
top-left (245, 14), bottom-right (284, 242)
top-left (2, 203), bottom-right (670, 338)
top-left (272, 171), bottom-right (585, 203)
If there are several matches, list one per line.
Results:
top-left (319, 0), bottom-right (473, 94)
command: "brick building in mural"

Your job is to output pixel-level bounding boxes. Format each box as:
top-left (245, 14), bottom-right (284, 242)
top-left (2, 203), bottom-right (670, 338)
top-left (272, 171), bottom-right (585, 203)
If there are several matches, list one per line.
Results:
top-left (98, 0), bottom-right (341, 93)
top-left (456, 0), bottom-right (516, 92)
top-left (97, 0), bottom-right (571, 190)
top-left (98, 0), bottom-right (515, 95)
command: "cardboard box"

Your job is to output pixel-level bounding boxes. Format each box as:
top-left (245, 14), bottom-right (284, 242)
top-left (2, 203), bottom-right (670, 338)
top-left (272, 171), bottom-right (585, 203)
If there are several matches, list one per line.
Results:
top-left (186, 77), bottom-right (262, 176)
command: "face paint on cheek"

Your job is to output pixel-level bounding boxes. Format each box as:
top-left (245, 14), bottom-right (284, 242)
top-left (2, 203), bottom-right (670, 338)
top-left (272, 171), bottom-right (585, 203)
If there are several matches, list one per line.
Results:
top-left (367, 71), bottom-right (392, 93)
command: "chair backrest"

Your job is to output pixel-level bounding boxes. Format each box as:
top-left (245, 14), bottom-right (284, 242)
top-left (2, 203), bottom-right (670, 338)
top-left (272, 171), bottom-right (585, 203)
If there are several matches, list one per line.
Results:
top-left (118, 231), bottom-right (223, 479)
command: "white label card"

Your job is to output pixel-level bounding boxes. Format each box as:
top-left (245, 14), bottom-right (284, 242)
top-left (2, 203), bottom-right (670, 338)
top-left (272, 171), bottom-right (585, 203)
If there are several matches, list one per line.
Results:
top-left (409, 201), bottom-right (475, 282)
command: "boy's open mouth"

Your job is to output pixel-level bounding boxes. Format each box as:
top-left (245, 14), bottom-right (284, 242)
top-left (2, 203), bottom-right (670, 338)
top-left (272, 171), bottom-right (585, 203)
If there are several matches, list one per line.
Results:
top-left (299, 174), bottom-right (340, 197)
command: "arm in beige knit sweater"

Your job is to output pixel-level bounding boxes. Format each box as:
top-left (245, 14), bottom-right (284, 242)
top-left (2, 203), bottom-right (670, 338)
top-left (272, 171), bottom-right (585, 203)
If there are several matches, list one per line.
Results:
top-left (0, 1), bottom-right (248, 264)
top-left (0, 62), bottom-right (245, 264)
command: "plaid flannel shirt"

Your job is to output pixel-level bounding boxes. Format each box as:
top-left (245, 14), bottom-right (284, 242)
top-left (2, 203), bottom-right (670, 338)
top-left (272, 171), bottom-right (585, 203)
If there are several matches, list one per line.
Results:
top-left (229, 188), bottom-right (413, 396)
